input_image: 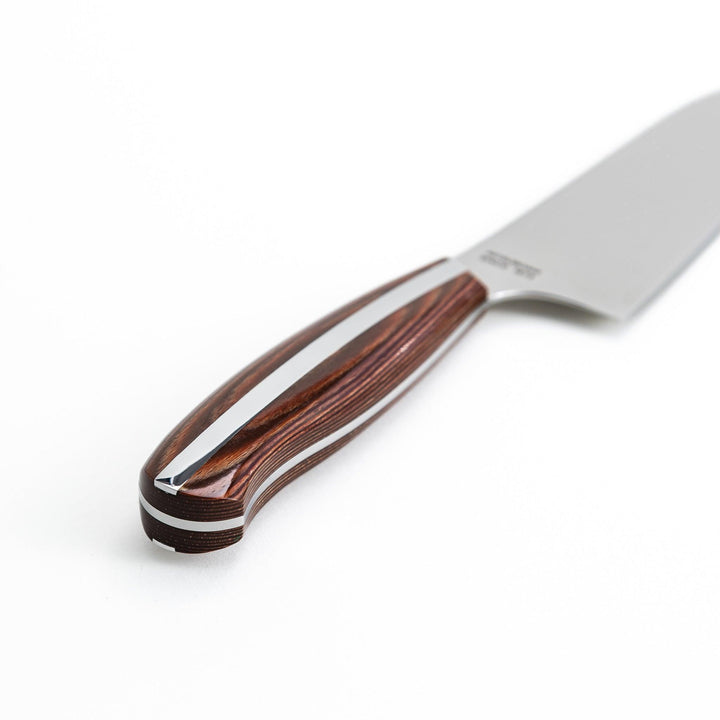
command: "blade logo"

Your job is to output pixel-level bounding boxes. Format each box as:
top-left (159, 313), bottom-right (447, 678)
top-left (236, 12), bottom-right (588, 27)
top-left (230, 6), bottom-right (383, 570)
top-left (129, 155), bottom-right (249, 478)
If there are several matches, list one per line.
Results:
top-left (480, 251), bottom-right (541, 280)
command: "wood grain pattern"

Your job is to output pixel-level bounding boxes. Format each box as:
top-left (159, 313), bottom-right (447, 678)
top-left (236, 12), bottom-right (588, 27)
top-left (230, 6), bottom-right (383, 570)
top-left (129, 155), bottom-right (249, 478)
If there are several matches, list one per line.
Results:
top-left (140, 261), bottom-right (487, 553)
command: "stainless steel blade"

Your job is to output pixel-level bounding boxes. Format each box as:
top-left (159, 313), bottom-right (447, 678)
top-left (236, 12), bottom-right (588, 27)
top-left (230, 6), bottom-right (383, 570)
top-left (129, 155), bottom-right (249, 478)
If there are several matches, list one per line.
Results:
top-left (457, 94), bottom-right (720, 319)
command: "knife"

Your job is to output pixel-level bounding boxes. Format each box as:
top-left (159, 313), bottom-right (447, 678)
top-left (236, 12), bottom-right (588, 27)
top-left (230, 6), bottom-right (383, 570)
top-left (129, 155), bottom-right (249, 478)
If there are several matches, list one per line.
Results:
top-left (140, 94), bottom-right (720, 553)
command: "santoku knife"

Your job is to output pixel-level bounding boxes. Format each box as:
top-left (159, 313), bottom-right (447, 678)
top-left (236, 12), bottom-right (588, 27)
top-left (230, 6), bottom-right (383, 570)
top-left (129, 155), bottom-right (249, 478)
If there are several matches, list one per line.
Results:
top-left (140, 94), bottom-right (720, 553)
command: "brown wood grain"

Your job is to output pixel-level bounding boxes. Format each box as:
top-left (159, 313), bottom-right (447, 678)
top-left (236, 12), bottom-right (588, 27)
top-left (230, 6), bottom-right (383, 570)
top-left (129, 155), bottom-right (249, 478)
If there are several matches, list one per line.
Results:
top-left (140, 261), bottom-right (487, 553)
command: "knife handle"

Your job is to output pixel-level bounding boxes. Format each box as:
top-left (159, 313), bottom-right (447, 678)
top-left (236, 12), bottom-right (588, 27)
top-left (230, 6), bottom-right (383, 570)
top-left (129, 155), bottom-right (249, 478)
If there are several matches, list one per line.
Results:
top-left (139, 259), bottom-right (487, 552)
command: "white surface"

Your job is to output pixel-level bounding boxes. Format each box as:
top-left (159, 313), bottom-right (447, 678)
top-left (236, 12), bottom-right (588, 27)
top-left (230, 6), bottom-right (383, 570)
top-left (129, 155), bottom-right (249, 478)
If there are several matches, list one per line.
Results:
top-left (1, 2), bottom-right (719, 718)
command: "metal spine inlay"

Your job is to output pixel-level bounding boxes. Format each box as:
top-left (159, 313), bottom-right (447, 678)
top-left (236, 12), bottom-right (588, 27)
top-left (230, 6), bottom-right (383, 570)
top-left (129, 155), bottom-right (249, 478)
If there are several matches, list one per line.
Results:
top-left (154, 259), bottom-right (466, 492)
top-left (140, 302), bottom-right (484, 535)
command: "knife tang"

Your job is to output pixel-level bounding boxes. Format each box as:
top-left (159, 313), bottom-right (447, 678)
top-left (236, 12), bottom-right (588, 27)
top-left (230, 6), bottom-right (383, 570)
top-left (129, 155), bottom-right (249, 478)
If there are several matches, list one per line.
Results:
top-left (140, 259), bottom-right (487, 552)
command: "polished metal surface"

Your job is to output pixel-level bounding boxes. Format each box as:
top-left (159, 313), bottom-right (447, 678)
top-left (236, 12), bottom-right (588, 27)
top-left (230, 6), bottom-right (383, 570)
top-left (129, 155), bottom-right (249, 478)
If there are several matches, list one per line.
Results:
top-left (458, 93), bottom-right (720, 319)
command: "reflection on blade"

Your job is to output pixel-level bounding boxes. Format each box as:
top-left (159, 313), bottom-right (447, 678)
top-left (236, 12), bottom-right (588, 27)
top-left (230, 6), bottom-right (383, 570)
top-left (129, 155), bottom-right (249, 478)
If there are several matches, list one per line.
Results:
top-left (459, 94), bottom-right (720, 319)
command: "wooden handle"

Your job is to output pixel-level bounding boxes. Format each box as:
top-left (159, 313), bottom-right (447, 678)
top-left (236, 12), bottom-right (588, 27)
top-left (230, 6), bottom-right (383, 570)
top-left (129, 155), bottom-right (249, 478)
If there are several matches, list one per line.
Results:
top-left (139, 259), bottom-right (487, 552)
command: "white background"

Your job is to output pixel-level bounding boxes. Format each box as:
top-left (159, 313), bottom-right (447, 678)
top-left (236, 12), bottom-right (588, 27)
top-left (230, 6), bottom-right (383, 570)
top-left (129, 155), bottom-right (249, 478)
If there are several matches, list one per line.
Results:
top-left (2, 2), bottom-right (719, 718)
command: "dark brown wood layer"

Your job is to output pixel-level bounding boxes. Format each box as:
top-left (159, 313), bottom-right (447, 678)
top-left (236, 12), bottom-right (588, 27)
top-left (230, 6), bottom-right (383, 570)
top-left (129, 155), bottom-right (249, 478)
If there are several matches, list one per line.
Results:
top-left (140, 262), bottom-right (487, 552)
top-left (246, 394), bottom-right (414, 522)
top-left (140, 507), bottom-right (243, 553)
top-left (139, 474), bottom-right (243, 522)
top-left (143, 261), bottom-right (445, 481)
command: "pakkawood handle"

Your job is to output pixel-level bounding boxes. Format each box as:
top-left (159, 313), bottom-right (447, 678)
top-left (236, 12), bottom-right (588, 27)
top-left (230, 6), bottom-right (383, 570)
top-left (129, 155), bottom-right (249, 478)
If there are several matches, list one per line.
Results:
top-left (139, 259), bottom-right (487, 552)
